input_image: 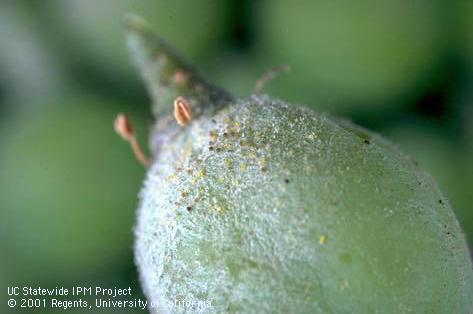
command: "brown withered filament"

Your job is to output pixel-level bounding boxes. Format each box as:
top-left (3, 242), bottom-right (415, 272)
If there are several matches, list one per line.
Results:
top-left (174, 96), bottom-right (192, 126)
top-left (254, 65), bottom-right (290, 94)
top-left (114, 113), bottom-right (150, 167)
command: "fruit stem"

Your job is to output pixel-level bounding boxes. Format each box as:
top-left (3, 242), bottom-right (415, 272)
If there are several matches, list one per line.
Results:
top-left (124, 15), bottom-right (232, 119)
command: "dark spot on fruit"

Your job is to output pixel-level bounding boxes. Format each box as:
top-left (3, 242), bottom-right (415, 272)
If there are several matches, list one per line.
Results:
top-left (186, 206), bottom-right (192, 212)
top-left (209, 146), bottom-right (214, 151)
top-left (439, 199), bottom-right (443, 204)
top-left (284, 178), bottom-right (290, 184)
top-left (363, 139), bottom-right (370, 145)
top-left (211, 119), bottom-right (217, 124)
top-left (347, 127), bottom-right (372, 143)
top-left (216, 147), bottom-right (222, 152)
top-left (261, 167), bottom-right (267, 172)
top-left (223, 132), bottom-right (228, 137)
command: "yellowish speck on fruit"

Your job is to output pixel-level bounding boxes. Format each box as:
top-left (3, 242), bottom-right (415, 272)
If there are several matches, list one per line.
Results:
top-left (259, 157), bottom-right (269, 171)
top-left (340, 279), bottom-right (349, 291)
top-left (307, 132), bottom-right (317, 140)
top-left (224, 158), bottom-right (234, 169)
top-left (209, 130), bottom-right (218, 142)
top-left (166, 174), bottom-right (177, 182)
top-left (319, 235), bottom-right (327, 245)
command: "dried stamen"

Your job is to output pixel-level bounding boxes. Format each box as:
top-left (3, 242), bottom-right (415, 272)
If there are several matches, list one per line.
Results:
top-left (114, 113), bottom-right (150, 167)
top-left (254, 65), bottom-right (290, 94)
top-left (174, 96), bottom-right (192, 126)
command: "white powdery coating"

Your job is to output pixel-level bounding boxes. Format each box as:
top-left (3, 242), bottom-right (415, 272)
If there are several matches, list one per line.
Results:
top-left (135, 95), bottom-right (473, 314)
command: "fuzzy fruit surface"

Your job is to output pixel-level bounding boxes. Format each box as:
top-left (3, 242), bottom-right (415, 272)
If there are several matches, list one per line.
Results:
top-left (127, 18), bottom-right (473, 314)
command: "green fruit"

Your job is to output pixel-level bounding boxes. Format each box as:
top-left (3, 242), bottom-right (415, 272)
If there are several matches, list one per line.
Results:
top-left (0, 1), bottom-right (64, 104)
top-left (126, 17), bottom-right (473, 313)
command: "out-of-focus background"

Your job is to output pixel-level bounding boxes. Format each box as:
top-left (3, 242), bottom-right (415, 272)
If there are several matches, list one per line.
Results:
top-left (0, 1), bottom-right (472, 313)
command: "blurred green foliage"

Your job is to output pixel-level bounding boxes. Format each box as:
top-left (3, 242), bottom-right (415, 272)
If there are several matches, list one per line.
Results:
top-left (0, 0), bottom-right (472, 313)
top-left (259, 0), bottom-right (449, 113)
top-left (42, 0), bottom-right (228, 78)
top-left (0, 96), bottom-right (147, 281)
